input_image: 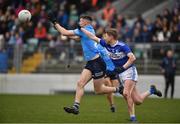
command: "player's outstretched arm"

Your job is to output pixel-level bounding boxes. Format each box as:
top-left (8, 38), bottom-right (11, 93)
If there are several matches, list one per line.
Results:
top-left (81, 28), bottom-right (100, 43)
top-left (54, 23), bottom-right (75, 36)
top-left (48, 11), bottom-right (75, 36)
top-left (69, 36), bottom-right (81, 41)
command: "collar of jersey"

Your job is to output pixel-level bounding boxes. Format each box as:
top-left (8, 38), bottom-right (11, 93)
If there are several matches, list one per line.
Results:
top-left (110, 40), bottom-right (118, 47)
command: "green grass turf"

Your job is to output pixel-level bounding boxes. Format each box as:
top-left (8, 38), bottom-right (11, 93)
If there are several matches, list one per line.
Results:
top-left (0, 94), bottom-right (180, 123)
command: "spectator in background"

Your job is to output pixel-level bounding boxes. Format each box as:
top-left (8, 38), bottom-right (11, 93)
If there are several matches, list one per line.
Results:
top-left (7, 31), bottom-right (16, 59)
top-left (134, 14), bottom-right (145, 27)
top-left (0, 35), bottom-right (5, 51)
top-left (170, 24), bottom-right (180, 42)
top-left (79, 0), bottom-right (92, 14)
top-left (152, 15), bottom-right (163, 42)
top-left (69, 4), bottom-right (79, 24)
top-left (141, 24), bottom-right (152, 42)
top-left (144, 18), bottom-right (154, 32)
top-left (161, 50), bottom-right (176, 99)
top-left (132, 28), bottom-right (142, 42)
top-left (57, 9), bottom-right (69, 28)
top-left (45, 34), bottom-right (56, 60)
top-left (0, 35), bottom-right (8, 73)
top-left (162, 8), bottom-right (172, 24)
top-left (18, 26), bottom-right (25, 40)
top-left (55, 35), bottom-right (66, 62)
top-left (92, 0), bottom-right (98, 9)
top-left (8, 31), bottom-right (16, 46)
top-left (132, 22), bottom-right (142, 42)
top-left (24, 21), bottom-right (34, 42)
top-left (15, 32), bottom-right (23, 45)
top-left (34, 21), bottom-right (47, 45)
top-left (102, 2), bottom-right (115, 22)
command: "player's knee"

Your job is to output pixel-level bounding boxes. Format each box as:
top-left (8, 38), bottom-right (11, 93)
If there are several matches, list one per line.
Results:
top-left (77, 80), bottom-right (85, 89)
top-left (123, 90), bottom-right (131, 98)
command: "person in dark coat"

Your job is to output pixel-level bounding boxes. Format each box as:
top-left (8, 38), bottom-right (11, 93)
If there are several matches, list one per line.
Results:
top-left (161, 50), bottom-right (176, 99)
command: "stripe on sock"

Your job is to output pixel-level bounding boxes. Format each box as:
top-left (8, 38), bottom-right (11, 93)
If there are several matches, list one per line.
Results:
top-left (73, 102), bottom-right (80, 109)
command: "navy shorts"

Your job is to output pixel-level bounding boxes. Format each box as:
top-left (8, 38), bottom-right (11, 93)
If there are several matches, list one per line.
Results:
top-left (85, 57), bottom-right (106, 79)
top-left (106, 73), bottom-right (117, 80)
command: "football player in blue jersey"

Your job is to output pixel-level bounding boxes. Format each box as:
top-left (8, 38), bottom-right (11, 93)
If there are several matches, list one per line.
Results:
top-left (81, 28), bottom-right (162, 122)
top-left (48, 13), bottom-right (122, 114)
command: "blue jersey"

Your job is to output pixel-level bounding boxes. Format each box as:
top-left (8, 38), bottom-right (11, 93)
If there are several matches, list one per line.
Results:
top-left (73, 25), bottom-right (98, 61)
top-left (100, 39), bottom-right (133, 68)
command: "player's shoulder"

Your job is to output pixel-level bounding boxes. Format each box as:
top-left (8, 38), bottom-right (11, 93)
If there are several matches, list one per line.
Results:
top-left (84, 25), bottom-right (94, 30)
top-left (117, 40), bottom-right (127, 46)
top-left (84, 25), bottom-right (95, 33)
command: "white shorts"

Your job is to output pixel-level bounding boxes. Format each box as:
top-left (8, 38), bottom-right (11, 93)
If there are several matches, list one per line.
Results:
top-left (118, 66), bottom-right (138, 85)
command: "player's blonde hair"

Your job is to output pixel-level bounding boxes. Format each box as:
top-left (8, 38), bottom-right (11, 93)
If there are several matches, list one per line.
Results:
top-left (105, 28), bottom-right (118, 40)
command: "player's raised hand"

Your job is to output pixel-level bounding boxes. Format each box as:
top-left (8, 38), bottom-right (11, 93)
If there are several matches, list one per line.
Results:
top-left (47, 11), bottom-right (57, 25)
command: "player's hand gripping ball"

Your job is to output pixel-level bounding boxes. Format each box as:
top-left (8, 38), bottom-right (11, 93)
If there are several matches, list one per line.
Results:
top-left (18, 10), bottom-right (31, 22)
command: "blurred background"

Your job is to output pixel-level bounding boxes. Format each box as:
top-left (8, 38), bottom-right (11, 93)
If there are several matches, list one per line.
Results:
top-left (0, 0), bottom-right (180, 97)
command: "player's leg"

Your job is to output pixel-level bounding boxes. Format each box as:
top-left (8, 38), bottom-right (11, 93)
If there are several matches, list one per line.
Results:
top-left (118, 66), bottom-right (138, 122)
top-left (75, 69), bottom-right (92, 103)
top-left (64, 68), bottom-right (92, 114)
top-left (104, 78), bottom-right (116, 112)
top-left (91, 57), bottom-right (120, 94)
top-left (109, 78), bottom-right (120, 112)
top-left (93, 78), bottom-right (118, 94)
top-left (131, 85), bottom-right (162, 105)
top-left (111, 79), bottom-right (119, 87)
top-left (93, 75), bottom-right (122, 94)
top-left (131, 86), bottom-right (148, 105)
top-left (123, 79), bottom-right (136, 122)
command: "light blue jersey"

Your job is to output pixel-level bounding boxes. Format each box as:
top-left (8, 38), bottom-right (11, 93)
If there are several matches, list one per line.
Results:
top-left (96, 44), bottom-right (115, 71)
top-left (73, 25), bottom-right (115, 71)
top-left (73, 25), bottom-right (99, 61)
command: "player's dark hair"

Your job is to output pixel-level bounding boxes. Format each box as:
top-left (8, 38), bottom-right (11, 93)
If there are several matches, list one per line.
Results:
top-left (80, 15), bottom-right (93, 21)
top-left (105, 28), bottom-right (118, 40)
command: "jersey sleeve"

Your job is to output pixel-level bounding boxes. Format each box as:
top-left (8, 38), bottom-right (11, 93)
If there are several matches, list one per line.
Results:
top-left (73, 29), bottom-right (82, 36)
top-left (99, 39), bottom-right (106, 47)
top-left (122, 43), bottom-right (132, 54)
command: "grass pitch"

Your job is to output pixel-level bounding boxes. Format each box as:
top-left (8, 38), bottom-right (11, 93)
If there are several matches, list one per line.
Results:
top-left (0, 94), bottom-right (180, 123)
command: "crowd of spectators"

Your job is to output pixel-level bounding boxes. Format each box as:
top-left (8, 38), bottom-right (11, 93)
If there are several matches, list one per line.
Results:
top-left (0, 0), bottom-right (111, 68)
top-left (0, 0), bottom-right (179, 51)
top-left (94, 1), bottom-right (180, 43)
top-left (0, 0), bottom-right (179, 72)
top-left (0, 0), bottom-right (112, 52)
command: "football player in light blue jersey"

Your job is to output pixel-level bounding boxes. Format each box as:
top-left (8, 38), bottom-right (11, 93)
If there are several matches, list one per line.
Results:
top-left (81, 28), bottom-right (162, 122)
top-left (48, 13), bottom-right (122, 114)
